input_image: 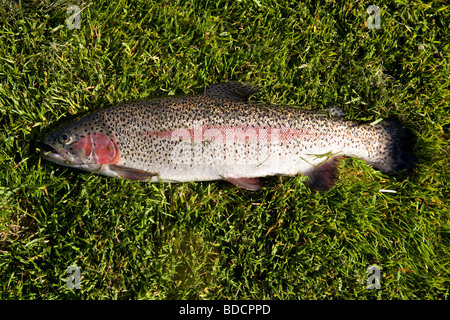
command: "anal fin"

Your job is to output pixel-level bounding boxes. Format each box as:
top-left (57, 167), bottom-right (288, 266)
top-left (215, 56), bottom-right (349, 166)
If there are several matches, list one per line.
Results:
top-left (109, 164), bottom-right (157, 181)
top-left (303, 158), bottom-right (339, 191)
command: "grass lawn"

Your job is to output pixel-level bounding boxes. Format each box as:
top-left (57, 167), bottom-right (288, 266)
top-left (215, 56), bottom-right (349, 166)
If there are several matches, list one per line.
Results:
top-left (0, 0), bottom-right (448, 299)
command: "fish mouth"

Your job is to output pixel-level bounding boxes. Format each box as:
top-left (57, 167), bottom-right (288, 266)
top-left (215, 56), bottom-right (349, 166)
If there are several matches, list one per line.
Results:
top-left (41, 143), bottom-right (81, 166)
top-left (42, 150), bottom-right (72, 165)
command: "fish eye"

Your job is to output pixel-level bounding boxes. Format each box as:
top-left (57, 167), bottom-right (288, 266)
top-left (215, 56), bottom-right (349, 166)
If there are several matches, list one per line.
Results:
top-left (57, 132), bottom-right (73, 145)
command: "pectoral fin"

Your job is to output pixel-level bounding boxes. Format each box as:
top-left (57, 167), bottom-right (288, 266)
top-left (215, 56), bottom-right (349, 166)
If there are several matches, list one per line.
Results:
top-left (109, 164), bottom-right (157, 181)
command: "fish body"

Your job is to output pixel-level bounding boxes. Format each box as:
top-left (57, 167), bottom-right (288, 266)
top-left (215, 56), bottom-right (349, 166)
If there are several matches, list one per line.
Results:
top-left (43, 83), bottom-right (416, 190)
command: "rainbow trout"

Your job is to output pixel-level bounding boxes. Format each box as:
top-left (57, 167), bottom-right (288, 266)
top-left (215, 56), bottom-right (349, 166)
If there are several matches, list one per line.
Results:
top-left (43, 83), bottom-right (416, 191)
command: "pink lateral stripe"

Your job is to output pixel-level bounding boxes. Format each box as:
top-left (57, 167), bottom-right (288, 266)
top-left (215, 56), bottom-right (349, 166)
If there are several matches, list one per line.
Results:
top-left (140, 125), bottom-right (315, 143)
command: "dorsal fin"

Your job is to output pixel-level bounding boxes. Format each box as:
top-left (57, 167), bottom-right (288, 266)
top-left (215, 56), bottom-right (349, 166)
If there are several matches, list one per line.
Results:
top-left (204, 82), bottom-right (260, 102)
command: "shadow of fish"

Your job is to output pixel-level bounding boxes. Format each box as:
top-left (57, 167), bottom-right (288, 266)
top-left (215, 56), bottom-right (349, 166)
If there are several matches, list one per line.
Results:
top-left (42, 82), bottom-right (416, 191)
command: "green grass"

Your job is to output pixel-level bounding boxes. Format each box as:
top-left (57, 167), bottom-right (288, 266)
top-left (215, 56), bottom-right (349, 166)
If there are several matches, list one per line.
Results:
top-left (0, 0), bottom-right (449, 299)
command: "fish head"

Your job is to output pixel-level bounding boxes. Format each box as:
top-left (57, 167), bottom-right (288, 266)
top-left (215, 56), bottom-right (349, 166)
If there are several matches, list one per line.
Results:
top-left (42, 115), bottom-right (120, 170)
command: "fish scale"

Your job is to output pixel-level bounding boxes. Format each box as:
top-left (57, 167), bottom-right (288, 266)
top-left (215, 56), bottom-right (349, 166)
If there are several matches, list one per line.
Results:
top-left (43, 82), bottom-right (416, 191)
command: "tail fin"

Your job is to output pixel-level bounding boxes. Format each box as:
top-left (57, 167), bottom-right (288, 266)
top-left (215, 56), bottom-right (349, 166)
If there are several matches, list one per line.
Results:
top-left (370, 121), bottom-right (417, 173)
